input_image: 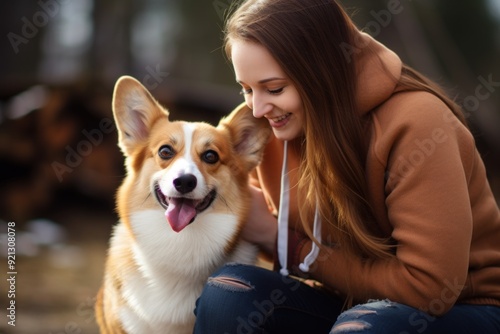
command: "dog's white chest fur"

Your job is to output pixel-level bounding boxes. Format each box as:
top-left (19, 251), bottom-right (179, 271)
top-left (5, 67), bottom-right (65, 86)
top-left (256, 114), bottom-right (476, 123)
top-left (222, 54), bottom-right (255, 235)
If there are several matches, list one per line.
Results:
top-left (113, 209), bottom-right (257, 333)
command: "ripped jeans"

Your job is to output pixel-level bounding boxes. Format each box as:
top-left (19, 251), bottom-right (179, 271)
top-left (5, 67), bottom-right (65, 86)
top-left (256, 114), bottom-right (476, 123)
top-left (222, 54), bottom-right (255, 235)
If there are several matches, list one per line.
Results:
top-left (193, 264), bottom-right (500, 334)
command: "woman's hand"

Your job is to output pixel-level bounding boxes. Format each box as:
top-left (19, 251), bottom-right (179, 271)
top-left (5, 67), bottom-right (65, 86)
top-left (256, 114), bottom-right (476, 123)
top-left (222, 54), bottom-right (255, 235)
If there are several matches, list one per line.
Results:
top-left (241, 185), bottom-right (278, 256)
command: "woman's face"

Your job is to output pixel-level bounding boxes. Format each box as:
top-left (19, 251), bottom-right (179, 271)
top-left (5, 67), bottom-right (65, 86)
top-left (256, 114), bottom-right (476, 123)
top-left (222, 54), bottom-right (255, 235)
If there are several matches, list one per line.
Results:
top-left (230, 40), bottom-right (304, 141)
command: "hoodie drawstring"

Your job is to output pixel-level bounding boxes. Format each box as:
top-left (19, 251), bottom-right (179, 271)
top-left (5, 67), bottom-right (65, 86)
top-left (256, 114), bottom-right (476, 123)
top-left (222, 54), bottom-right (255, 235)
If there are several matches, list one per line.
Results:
top-left (277, 140), bottom-right (322, 275)
top-left (277, 141), bottom-right (290, 276)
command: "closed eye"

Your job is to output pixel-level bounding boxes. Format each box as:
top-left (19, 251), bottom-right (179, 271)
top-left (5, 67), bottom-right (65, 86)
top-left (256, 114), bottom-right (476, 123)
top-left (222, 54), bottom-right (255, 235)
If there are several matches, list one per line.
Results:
top-left (268, 87), bottom-right (284, 94)
top-left (240, 87), bottom-right (284, 95)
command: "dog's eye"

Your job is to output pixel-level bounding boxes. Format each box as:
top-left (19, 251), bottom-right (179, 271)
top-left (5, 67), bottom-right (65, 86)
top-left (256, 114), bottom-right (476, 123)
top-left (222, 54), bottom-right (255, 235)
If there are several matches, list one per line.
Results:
top-left (202, 150), bottom-right (219, 164)
top-left (158, 145), bottom-right (175, 160)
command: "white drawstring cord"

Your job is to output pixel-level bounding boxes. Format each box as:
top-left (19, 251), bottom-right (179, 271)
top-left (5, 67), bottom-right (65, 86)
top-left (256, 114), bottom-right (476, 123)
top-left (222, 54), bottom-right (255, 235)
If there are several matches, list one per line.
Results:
top-left (277, 141), bottom-right (290, 276)
top-left (277, 140), bottom-right (322, 275)
top-left (299, 205), bottom-right (322, 272)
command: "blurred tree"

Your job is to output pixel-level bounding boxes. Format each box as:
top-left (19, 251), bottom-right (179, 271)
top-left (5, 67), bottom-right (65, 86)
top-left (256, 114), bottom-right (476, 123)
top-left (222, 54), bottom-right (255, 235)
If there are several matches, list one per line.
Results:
top-left (90, 0), bottom-right (139, 86)
top-left (433, 0), bottom-right (499, 74)
top-left (176, 0), bottom-right (237, 86)
top-left (0, 2), bottom-right (44, 92)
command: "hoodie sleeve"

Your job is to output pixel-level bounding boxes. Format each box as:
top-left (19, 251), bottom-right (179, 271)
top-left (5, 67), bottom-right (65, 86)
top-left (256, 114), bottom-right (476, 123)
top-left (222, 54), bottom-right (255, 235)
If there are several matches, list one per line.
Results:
top-left (298, 92), bottom-right (475, 316)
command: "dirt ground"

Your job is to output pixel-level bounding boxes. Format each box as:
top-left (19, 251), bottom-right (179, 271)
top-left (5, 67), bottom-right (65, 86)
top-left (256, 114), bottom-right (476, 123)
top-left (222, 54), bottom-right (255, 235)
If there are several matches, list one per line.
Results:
top-left (1, 201), bottom-right (114, 334)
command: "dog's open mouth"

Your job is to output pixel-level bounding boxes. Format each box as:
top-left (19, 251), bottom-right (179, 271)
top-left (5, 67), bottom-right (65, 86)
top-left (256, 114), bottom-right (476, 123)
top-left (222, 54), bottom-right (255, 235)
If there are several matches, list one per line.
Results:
top-left (154, 184), bottom-right (216, 233)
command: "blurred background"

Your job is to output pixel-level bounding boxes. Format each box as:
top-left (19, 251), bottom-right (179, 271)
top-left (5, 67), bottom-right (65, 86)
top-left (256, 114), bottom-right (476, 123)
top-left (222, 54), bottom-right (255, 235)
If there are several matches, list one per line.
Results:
top-left (0, 0), bottom-right (499, 333)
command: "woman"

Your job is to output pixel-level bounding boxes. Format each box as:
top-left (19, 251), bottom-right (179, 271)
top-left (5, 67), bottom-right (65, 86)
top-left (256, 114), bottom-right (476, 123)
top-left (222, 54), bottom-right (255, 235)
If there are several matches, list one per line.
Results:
top-left (193, 0), bottom-right (500, 332)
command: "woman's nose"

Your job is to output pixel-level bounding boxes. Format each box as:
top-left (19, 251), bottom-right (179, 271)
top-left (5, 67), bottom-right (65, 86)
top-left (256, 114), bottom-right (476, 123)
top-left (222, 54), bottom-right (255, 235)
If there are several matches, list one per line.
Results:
top-left (249, 94), bottom-right (272, 118)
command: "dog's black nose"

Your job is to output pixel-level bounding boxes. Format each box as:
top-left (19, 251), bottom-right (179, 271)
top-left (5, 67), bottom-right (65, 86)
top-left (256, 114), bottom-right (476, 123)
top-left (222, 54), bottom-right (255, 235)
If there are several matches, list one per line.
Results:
top-left (173, 174), bottom-right (197, 194)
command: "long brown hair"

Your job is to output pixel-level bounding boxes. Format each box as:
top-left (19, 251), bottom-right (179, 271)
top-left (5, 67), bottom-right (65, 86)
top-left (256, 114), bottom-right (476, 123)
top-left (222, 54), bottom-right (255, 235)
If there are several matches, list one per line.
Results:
top-left (224, 0), bottom-right (467, 259)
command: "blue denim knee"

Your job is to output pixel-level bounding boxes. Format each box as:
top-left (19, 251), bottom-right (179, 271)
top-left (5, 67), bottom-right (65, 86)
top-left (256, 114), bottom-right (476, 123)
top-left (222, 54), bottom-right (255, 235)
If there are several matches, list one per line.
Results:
top-left (330, 299), bottom-right (500, 334)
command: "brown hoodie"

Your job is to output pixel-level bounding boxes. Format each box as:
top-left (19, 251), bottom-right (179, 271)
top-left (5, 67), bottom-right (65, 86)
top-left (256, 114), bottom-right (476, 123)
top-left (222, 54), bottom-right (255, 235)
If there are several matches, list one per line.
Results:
top-left (244, 32), bottom-right (500, 315)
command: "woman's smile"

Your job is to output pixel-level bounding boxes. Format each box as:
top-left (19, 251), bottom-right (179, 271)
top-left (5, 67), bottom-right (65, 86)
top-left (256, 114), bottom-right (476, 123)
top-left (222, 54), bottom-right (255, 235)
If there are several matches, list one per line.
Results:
top-left (267, 112), bottom-right (292, 128)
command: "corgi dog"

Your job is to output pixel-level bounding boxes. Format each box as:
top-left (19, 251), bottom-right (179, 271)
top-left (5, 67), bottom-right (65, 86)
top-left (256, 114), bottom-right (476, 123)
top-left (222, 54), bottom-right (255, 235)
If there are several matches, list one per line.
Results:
top-left (95, 76), bottom-right (271, 333)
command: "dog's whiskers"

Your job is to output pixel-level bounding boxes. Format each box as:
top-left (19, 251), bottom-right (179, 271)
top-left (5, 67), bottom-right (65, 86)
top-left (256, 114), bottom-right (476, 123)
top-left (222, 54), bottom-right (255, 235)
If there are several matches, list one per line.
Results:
top-left (142, 192), bottom-right (152, 207)
top-left (218, 194), bottom-right (235, 214)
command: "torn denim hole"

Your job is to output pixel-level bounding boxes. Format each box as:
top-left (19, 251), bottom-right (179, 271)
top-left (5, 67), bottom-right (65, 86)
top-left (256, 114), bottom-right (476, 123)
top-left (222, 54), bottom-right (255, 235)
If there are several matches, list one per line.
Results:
top-left (207, 275), bottom-right (255, 292)
top-left (330, 320), bottom-right (372, 334)
top-left (336, 309), bottom-right (377, 322)
top-left (367, 298), bottom-right (397, 308)
top-left (331, 300), bottom-right (399, 333)
top-left (225, 262), bottom-right (243, 267)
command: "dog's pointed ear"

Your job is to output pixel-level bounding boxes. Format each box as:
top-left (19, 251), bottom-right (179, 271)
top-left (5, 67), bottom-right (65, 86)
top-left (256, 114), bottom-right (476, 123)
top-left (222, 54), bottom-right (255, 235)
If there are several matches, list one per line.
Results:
top-left (112, 76), bottom-right (169, 156)
top-left (219, 102), bottom-right (272, 171)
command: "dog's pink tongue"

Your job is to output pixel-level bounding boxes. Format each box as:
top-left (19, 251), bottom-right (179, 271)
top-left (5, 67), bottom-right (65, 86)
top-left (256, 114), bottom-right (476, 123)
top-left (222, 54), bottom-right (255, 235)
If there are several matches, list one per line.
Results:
top-left (165, 198), bottom-right (196, 232)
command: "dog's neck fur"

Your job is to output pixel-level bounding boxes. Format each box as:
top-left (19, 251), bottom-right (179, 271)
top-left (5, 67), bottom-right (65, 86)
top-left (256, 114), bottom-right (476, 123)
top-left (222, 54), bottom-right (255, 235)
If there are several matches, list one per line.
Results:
top-left (127, 209), bottom-right (243, 276)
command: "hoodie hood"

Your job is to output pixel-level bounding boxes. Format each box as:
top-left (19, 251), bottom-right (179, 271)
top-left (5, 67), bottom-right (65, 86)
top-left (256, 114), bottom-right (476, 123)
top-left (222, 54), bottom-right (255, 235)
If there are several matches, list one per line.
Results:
top-left (354, 32), bottom-right (402, 114)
